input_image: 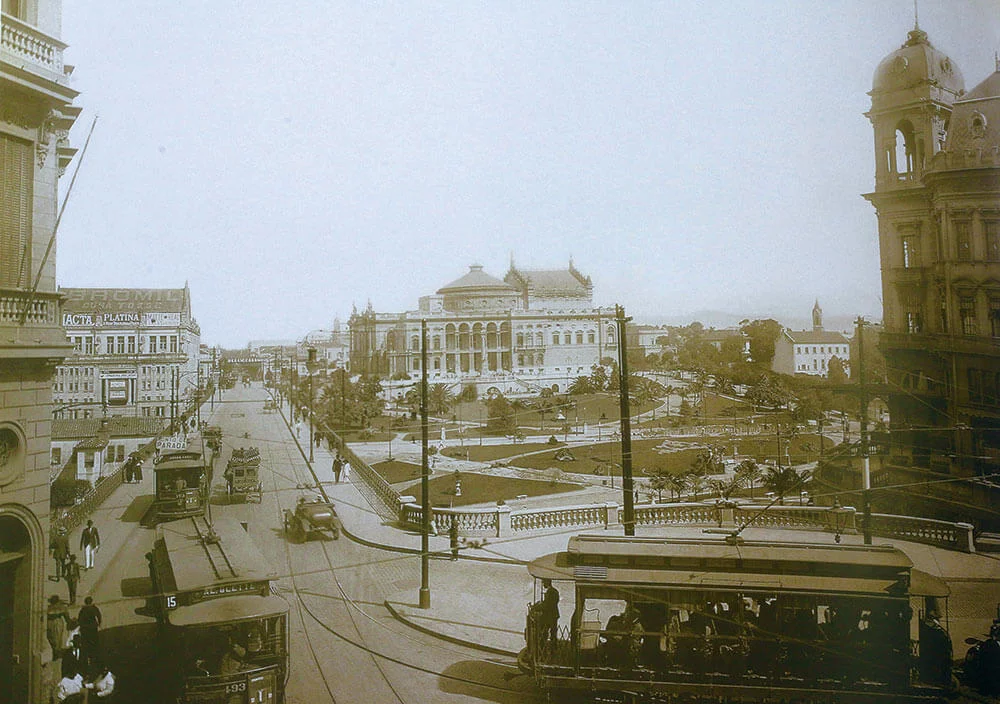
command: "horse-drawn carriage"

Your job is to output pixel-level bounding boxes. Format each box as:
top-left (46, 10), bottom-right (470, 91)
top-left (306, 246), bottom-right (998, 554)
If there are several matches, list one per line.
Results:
top-left (283, 496), bottom-right (340, 542)
top-left (224, 447), bottom-right (262, 502)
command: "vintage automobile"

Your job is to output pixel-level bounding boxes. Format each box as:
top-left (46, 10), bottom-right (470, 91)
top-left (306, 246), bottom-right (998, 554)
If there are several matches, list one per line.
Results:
top-left (283, 496), bottom-right (340, 542)
top-left (263, 398), bottom-right (278, 413)
top-left (224, 447), bottom-right (262, 502)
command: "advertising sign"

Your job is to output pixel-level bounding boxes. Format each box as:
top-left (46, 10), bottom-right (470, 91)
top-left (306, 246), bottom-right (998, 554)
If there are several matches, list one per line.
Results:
top-left (107, 379), bottom-right (128, 405)
top-left (156, 435), bottom-right (188, 451)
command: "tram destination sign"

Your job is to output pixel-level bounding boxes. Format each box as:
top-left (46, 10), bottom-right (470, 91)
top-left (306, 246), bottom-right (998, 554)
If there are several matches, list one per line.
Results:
top-left (163, 580), bottom-right (270, 610)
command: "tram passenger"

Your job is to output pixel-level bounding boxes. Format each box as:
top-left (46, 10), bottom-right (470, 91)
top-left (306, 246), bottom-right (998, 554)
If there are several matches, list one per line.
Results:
top-left (539, 580), bottom-right (560, 649)
top-left (219, 635), bottom-right (247, 676)
top-left (602, 606), bottom-right (641, 668)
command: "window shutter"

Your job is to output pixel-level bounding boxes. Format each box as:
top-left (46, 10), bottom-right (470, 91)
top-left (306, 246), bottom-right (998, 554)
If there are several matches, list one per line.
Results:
top-left (0, 134), bottom-right (33, 288)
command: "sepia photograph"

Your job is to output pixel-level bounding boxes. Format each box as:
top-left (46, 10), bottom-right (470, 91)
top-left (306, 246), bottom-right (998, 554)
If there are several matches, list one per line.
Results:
top-left (2, 1), bottom-right (999, 702)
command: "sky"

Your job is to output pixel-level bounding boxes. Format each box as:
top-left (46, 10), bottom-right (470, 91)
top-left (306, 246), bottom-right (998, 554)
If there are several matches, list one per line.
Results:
top-left (56, 1), bottom-right (1000, 347)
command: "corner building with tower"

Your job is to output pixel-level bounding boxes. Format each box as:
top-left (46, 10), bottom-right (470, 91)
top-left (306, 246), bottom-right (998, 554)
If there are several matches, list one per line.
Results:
top-left (0, 0), bottom-right (80, 700)
top-left (865, 24), bottom-right (1000, 479)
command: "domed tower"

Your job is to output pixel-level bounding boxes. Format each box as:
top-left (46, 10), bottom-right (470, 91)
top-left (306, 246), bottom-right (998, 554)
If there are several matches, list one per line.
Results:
top-left (868, 24), bottom-right (964, 188)
top-left (865, 21), bottom-right (1000, 483)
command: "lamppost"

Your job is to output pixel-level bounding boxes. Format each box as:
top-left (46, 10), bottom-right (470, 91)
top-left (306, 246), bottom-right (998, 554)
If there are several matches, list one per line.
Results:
top-left (306, 347), bottom-right (317, 463)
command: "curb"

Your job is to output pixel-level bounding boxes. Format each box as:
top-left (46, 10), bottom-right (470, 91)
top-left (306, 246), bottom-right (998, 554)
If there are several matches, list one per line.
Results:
top-left (383, 600), bottom-right (520, 658)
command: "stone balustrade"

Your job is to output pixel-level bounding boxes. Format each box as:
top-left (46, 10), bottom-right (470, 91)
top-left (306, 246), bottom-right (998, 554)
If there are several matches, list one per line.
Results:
top-left (391, 498), bottom-right (975, 552)
top-left (868, 513), bottom-right (976, 552)
top-left (1, 12), bottom-right (67, 80)
top-left (0, 289), bottom-right (59, 326)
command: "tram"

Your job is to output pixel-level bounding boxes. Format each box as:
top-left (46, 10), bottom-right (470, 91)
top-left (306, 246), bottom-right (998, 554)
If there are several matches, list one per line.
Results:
top-left (148, 517), bottom-right (289, 704)
top-left (153, 439), bottom-right (209, 523)
top-left (521, 535), bottom-right (954, 703)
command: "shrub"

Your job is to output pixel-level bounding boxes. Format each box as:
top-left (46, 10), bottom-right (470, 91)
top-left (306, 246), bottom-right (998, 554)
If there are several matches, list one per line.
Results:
top-left (548, 435), bottom-right (560, 445)
top-left (51, 479), bottom-right (92, 507)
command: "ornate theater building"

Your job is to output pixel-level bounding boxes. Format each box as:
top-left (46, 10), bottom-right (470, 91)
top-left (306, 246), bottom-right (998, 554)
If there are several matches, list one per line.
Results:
top-left (350, 262), bottom-right (617, 396)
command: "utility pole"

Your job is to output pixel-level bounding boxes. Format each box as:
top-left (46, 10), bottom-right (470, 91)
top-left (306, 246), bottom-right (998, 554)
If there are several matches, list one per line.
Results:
top-left (615, 305), bottom-right (635, 537)
top-left (308, 348), bottom-right (316, 463)
top-left (856, 316), bottom-right (872, 545)
top-left (419, 319), bottom-right (431, 609)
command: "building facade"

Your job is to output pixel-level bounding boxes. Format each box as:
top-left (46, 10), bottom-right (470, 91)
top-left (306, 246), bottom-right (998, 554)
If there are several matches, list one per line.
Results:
top-left (0, 1), bottom-right (80, 700)
top-left (350, 262), bottom-right (617, 395)
top-left (54, 286), bottom-right (201, 421)
top-left (771, 302), bottom-right (851, 377)
top-left (865, 24), bottom-right (1000, 476)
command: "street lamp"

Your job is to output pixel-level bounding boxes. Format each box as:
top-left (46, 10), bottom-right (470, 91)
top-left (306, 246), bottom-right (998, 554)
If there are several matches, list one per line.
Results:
top-left (829, 497), bottom-right (850, 543)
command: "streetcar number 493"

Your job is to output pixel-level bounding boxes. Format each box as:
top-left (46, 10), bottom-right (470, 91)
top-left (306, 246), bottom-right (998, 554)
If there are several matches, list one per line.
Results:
top-left (226, 682), bottom-right (247, 694)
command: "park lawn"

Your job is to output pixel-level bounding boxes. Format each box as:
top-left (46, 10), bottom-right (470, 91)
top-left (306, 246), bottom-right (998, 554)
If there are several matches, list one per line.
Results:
top-left (441, 442), bottom-right (564, 463)
top-left (336, 428), bottom-right (395, 442)
top-left (716, 432), bottom-right (827, 465)
top-left (410, 471), bottom-right (582, 508)
top-left (371, 460), bottom-right (427, 484)
top-left (509, 439), bottom-right (708, 476)
top-left (702, 391), bottom-right (754, 419)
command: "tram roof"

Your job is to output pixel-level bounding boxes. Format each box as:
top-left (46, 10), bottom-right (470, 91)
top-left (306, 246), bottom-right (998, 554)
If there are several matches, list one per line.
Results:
top-left (529, 552), bottom-right (907, 597)
top-left (566, 535), bottom-right (914, 569)
top-left (526, 535), bottom-right (933, 598)
top-left (154, 518), bottom-right (277, 594)
top-left (167, 594), bottom-right (288, 627)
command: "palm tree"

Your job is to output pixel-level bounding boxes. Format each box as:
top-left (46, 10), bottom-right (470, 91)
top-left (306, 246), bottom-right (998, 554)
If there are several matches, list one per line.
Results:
top-left (667, 473), bottom-right (689, 501)
top-left (735, 459), bottom-right (762, 499)
top-left (687, 472), bottom-right (706, 501)
top-left (763, 465), bottom-right (803, 505)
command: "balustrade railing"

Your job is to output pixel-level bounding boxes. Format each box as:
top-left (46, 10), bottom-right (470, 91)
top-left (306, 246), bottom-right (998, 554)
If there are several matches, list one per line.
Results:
top-left (0, 289), bottom-right (60, 326)
top-left (867, 513), bottom-right (975, 552)
top-left (329, 436), bottom-right (400, 521)
top-left (511, 503), bottom-right (612, 533)
top-left (1, 12), bottom-right (67, 78)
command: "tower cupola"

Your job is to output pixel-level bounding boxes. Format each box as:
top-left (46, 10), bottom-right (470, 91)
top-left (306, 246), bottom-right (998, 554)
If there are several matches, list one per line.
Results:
top-left (868, 25), bottom-right (965, 188)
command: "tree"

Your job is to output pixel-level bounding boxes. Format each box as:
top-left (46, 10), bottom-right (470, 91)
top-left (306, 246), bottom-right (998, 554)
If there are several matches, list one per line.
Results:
top-left (686, 472), bottom-right (706, 501)
top-left (734, 459), bottom-right (762, 499)
top-left (648, 465), bottom-right (673, 502)
top-left (827, 356), bottom-right (848, 384)
top-left (568, 375), bottom-right (596, 395)
top-left (486, 393), bottom-right (517, 434)
top-left (710, 476), bottom-right (742, 501)
top-left (690, 449), bottom-right (722, 476)
top-left (667, 473), bottom-right (689, 501)
top-left (763, 465), bottom-right (804, 505)
top-left (589, 363), bottom-right (610, 392)
top-left (428, 384), bottom-right (454, 417)
top-left (739, 319), bottom-right (783, 367)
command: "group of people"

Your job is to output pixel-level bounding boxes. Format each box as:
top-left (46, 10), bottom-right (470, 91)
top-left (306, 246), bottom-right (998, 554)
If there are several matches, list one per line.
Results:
top-left (123, 451), bottom-right (144, 483)
top-left (332, 452), bottom-right (351, 483)
top-left (48, 594), bottom-right (114, 701)
top-left (49, 520), bottom-right (101, 605)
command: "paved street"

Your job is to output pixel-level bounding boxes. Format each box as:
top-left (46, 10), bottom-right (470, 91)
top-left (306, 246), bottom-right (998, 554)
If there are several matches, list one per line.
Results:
top-left (49, 381), bottom-right (1000, 703)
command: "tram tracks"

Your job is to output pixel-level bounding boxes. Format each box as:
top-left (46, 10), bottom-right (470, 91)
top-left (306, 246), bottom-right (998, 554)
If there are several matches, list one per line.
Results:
top-left (250, 388), bottom-right (540, 703)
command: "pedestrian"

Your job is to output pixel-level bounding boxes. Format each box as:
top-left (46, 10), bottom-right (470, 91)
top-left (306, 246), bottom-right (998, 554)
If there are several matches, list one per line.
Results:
top-left (86, 664), bottom-right (115, 698)
top-left (342, 459), bottom-right (351, 483)
top-left (46, 595), bottom-right (71, 657)
top-left (80, 519), bottom-right (100, 569)
top-left (62, 633), bottom-right (83, 679)
top-left (133, 454), bottom-right (143, 482)
top-left (78, 596), bottom-right (102, 670)
top-left (449, 519), bottom-right (459, 561)
top-left (333, 454), bottom-right (343, 483)
top-left (64, 554), bottom-right (81, 605)
top-left (50, 525), bottom-right (69, 580)
top-left (124, 457), bottom-right (133, 483)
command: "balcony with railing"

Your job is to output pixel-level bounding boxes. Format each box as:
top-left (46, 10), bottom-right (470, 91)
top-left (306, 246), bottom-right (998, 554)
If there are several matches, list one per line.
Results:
top-left (1, 11), bottom-right (71, 89)
top-left (0, 288), bottom-right (69, 357)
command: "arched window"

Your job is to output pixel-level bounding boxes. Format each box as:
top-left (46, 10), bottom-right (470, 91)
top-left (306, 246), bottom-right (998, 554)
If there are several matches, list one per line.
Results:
top-left (893, 120), bottom-right (916, 180)
top-left (552, 332), bottom-right (560, 345)
top-left (563, 332), bottom-right (571, 344)
top-left (575, 331), bottom-right (583, 345)
top-left (516, 333), bottom-right (524, 347)
top-left (410, 335), bottom-right (419, 351)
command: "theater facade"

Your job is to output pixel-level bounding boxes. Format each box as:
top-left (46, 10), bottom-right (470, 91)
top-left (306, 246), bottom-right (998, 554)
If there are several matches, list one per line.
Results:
top-left (350, 262), bottom-right (617, 396)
